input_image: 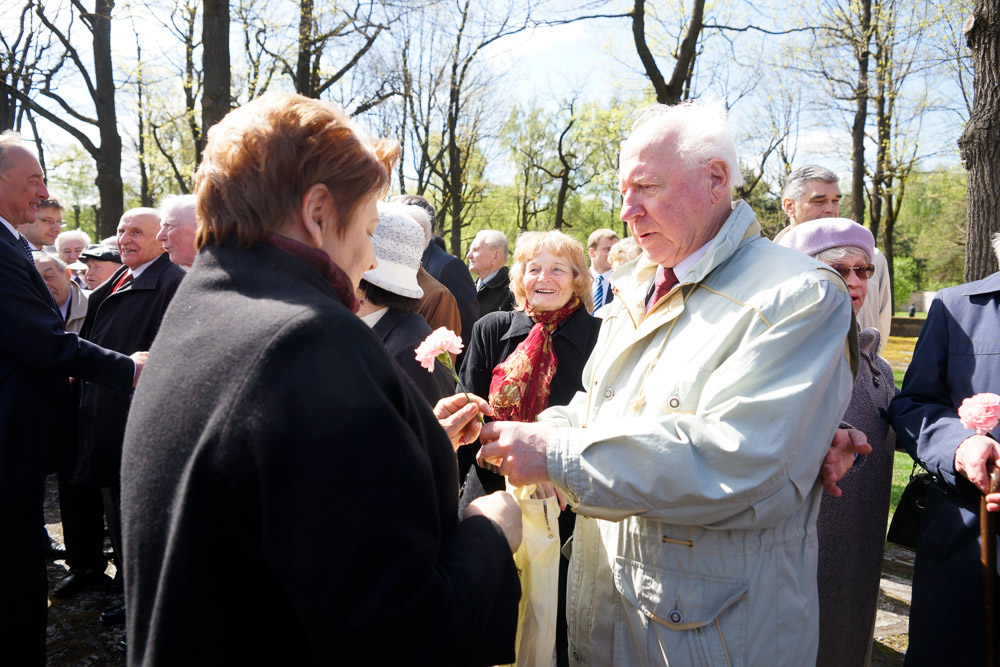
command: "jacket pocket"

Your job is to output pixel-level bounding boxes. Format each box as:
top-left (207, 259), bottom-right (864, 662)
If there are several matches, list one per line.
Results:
top-left (613, 557), bottom-right (747, 666)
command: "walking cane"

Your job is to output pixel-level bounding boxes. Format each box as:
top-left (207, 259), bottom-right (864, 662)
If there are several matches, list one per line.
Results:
top-left (983, 461), bottom-right (1000, 667)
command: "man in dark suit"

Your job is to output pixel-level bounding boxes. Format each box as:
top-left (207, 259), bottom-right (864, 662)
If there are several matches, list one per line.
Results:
top-left (394, 194), bottom-right (480, 338)
top-left (73, 207), bottom-right (186, 625)
top-left (467, 229), bottom-right (514, 316)
top-left (889, 246), bottom-right (1000, 667)
top-left (0, 132), bottom-right (139, 665)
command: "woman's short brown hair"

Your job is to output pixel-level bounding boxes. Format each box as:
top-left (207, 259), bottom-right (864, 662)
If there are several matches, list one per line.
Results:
top-left (195, 92), bottom-right (399, 248)
top-left (509, 230), bottom-right (594, 313)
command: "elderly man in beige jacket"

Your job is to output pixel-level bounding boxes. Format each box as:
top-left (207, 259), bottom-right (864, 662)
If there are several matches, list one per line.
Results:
top-left (481, 102), bottom-right (866, 666)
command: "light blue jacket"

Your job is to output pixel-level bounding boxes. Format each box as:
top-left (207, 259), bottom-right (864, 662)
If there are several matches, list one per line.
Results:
top-left (540, 201), bottom-right (856, 666)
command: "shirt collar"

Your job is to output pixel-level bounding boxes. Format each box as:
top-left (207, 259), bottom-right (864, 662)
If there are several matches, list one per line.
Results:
top-left (129, 255), bottom-right (160, 279)
top-left (672, 238), bottom-right (713, 282)
top-left (360, 307), bottom-right (388, 328)
top-left (0, 216), bottom-right (19, 239)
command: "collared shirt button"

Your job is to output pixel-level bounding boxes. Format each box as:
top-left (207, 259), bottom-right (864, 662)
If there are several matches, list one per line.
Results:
top-left (668, 396), bottom-right (681, 408)
top-left (668, 609), bottom-right (683, 624)
top-left (604, 388), bottom-right (614, 399)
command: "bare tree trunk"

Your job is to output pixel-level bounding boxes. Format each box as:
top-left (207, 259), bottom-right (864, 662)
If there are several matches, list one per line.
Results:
top-left (960, 0), bottom-right (1000, 281)
top-left (631, 0), bottom-right (705, 105)
top-left (202, 0), bottom-right (231, 141)
top-left (93, 0), bottom-right (123, 238)
top-left (295, 0), bottom-right (314, 95)
top-left (851, 0), bottom-right (872, 222)
top-left (136, 45), bottom-right (152, 207)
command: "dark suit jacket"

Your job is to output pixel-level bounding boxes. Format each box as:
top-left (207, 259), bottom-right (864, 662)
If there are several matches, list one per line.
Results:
top-left (74, 253), bottom-right (185, 486)
top-left (475, 266), bottom-right (514, 317)
top-left (888, 272), bottom-right (1000, 667)
top-left (121, 239), bottom-right (518, 665)
top-left (0, 229), bottom-right (133, 492)
top-left (422, 241), bottom-right (479, 338)
top-left (372, 308), bottom-right (453, 406)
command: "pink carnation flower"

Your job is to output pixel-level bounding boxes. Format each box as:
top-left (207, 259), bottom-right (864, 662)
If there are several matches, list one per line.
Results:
top-left (414, 327), bottom-right (464, 372)
top-left (958, 392), bottom-right (1000, 435)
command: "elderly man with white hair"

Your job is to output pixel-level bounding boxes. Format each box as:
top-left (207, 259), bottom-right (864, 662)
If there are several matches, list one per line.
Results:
top-left (478, 102), bottom-right (865, 665)
top-left (155, 194), bottom-right (198, 268)
top-left (467, 229), bottom-right (514, 315)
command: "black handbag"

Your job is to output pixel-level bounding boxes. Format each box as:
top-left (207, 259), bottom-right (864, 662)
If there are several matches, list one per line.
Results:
top-left (886, 462), bottom-right (932, 551)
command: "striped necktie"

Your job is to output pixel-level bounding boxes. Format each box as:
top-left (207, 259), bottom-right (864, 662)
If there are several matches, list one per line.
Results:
top-left (594, 274), bottom-right (604, 307)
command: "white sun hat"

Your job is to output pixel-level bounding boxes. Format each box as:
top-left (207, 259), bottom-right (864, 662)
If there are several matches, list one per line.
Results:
top-left (363, 202), bottom-right (424, 299)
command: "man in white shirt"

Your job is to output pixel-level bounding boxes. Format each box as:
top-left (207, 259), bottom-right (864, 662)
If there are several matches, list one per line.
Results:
top-left (587, 228), bottom-right (619, 310)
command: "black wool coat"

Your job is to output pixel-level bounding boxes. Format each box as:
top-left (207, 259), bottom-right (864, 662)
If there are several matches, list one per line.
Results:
top-left (456, 307), bottom-right (601, 489)
top-left (121, 239), bottom-right (520, 666)
top-left (372, 308), bottom-right (453, 406)
top-left (475, 266), bottom-right (515, 317)
top-left (74, 253), bottom-right (185, 486)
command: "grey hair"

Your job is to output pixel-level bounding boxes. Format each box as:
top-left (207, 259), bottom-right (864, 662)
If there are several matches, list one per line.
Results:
top-left (781, 165), bottom-right (839, 203)
top-left (32, 250), bottom-right (69, 272)
top-left (625, 102), bottom-right (744, 189)
top-left (814, 246), bottom-right (870, 265)
top-left (0, 130), bottom-right (26, 177)
top-left (473, 229), bottom-right (509, 260)
top-left (56, 229), bottom-right (91, 250)
top-left (158, 194), bottom-right (197, 227)
top-left (392, 194), bottom-right (436, 227)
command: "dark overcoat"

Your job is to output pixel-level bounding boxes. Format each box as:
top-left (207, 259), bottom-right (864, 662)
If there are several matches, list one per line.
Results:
top-left (422, 240), bottom-right (479, 339)
top-left (371, 308), bottom-right (453, 405)
top-left (74, 253), bottom-right (185, 486)
top-left (0, 226), bottom-right (132, 665)
top-left (476, 266), bottom-right (515, 317)
top-left (888, 271), bottom-right (1000, 667)
top-left (121, 239), bottom-right (519, 666)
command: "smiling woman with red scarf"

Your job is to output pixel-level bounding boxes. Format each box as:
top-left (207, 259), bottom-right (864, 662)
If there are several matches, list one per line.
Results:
top-left (458, 229), bottom-right (602, 667)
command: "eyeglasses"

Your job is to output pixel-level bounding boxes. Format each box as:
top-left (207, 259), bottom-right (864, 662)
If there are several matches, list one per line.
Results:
top-left (830, 264), bottom-right (875, 280)
top-left (36, 216), bottom-right (64, 228)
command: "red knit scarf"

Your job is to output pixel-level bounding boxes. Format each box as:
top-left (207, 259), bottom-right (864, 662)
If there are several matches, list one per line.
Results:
top-left (264, 233), bottom-right (360, 313)
top-left (488, 296), bottom-right (582, 422)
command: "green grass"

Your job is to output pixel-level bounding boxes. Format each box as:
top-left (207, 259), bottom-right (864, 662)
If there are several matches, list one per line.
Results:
top-left (893, 369), bottom-right (906, 389)
top-left (893, 311), bottom-right (927, 319)
top-left (889, 451), bottom-right (914, 525)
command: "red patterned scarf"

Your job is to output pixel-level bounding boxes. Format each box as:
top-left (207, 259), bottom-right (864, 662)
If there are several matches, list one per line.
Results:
top-left (488, 296), bottom-right (582, 422)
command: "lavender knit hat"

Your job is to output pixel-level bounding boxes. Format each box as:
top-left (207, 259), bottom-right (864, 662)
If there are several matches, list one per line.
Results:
top-left (777, 217), bottom-right (875, 263)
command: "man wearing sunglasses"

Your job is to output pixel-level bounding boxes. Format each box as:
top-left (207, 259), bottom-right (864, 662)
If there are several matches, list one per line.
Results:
top-left (777, 165), bottom-right (892, 351)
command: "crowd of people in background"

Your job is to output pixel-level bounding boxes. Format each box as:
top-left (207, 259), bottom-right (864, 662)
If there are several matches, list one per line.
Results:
top-left (1, 91), bottom-right (999, 667)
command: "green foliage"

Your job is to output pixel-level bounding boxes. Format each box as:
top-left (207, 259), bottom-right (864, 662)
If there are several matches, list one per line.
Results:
top-left (892, 255), bottom-right (920, 309)
top-left (45, 145), bottom-right (99, 240)
top-left (892, 167), bottom-right (967, 291)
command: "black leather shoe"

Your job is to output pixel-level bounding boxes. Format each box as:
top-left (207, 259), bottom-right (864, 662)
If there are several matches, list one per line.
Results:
top-left (52, 568), bottom-right (109, 598)
top-left (100, 604), bottom-right (126, 626)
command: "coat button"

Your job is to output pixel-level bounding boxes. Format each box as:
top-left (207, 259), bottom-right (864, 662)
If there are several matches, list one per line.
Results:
top-left (872, 375), bottom-right (880, 388)
top-left (573, 651), bottom-right (580, 662)
top-left (604, 388), bottom-right (614, 399)
top-left (668, 609), bottom-right (683, 624)
top-left (668, 396), bottom-right (680, 408)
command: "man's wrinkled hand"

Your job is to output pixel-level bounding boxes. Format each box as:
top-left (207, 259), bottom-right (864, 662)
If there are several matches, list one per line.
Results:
top-left (478, 421), bottom-right (554, 488)
top-left (955, 434), bottom-right (1000, 495)
top-left (822, 428), bottom-right (872, 497)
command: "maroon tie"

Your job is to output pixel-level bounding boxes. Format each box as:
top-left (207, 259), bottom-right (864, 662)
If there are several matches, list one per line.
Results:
top-left (111, 270), bottom-right (133, 293)
top-left (646, 267), bottom-right (678, 314)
